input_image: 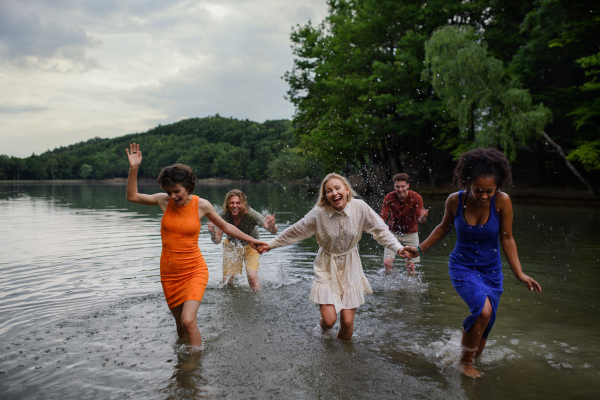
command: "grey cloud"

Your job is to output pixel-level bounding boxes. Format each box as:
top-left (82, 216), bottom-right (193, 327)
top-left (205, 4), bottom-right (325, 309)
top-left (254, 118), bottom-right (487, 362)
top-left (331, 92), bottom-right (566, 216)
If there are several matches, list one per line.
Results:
top-left (0, 103), bottom-right (48, 114)
top-left (0, 1), bottom-right (100, 70)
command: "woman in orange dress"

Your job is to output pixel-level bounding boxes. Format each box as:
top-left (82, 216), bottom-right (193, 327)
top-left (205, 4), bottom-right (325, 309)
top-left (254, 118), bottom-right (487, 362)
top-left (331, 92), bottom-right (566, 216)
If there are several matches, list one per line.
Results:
top-left (126, 143), bottom-right (265, 348)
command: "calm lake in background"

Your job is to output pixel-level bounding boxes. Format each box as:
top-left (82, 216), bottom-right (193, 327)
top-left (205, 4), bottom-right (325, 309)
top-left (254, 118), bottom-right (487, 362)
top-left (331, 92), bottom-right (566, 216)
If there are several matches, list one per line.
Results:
top-left (0, 182), bottom-right (599, 399)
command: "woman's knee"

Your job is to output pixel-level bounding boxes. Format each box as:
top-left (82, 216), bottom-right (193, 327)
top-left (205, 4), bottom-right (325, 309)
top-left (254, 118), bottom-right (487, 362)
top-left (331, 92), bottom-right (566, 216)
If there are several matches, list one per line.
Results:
top-left (181, 314), bottom-right (197, 331)
top-left (321, 315), bottom-right (336, 329)
top-left (478, 300), bottom-right (493, 323)
top-left (340, 317), bottom-right (354, 331)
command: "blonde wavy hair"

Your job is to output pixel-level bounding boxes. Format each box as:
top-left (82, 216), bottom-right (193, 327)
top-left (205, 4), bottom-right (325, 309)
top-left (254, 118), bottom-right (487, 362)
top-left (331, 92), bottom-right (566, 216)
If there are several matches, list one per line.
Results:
top-left (316, 173), bottom-right (357, 208)
top-left (223, 189), bottom-right (249, 215)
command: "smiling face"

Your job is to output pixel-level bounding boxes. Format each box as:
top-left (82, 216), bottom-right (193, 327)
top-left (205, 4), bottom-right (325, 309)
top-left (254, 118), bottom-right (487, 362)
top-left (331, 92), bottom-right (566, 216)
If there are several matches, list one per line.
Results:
top-left (325, 178), bottom-right (350, 211)
top-left (228, 195), bottom-right (242, 216)
top-left (164, 184), bottom-right (191, 206)
top-left (394, 180), bottom-right (409, 200)
top-left (469, 176), bottom-right (497, 205)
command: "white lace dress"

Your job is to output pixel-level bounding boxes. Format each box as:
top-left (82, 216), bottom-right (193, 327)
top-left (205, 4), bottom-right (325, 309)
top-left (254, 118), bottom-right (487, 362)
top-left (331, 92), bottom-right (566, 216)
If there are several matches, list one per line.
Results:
top-left (268, 198), bottom-right (403, 312)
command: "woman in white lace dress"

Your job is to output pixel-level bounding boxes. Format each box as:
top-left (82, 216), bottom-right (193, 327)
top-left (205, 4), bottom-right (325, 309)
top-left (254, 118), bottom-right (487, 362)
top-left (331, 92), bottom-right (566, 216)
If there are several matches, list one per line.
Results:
top-left (260, 173), bottom-right (407, 339)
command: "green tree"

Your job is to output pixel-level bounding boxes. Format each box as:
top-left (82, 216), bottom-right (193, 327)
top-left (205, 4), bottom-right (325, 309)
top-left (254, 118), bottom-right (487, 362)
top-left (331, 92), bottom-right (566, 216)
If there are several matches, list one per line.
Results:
top-left (424, 25), bottom-right (595, 193)
top-left (80, 164), bottom-right (93, 179)
top-left (284, 0), bottom-right (507, 189)
top-left (267, 148), bottom-right (324, 184)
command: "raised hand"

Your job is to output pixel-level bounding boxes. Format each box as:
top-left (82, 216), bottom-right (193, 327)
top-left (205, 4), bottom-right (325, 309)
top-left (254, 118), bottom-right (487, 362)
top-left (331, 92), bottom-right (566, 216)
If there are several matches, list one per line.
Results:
top-left (419, 208), bottom-right (429, 219)
top-left (126, 143), bottom-right (142, 169)
top-left (264, 214), bottom-right (277, 234)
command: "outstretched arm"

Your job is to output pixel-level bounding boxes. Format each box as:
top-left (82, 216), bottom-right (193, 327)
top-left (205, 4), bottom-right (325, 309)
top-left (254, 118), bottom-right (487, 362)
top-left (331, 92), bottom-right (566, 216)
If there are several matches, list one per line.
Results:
top-left (404, 194), bottom-right (456, 258)
top-left (497, 193), bottom-right (542, 293)
top-left (126, 143), bottom-right (168, 208)
top-left (259, 208), bottom-right (318, 253)
top-left (363, 204), bottom-right (405, 257)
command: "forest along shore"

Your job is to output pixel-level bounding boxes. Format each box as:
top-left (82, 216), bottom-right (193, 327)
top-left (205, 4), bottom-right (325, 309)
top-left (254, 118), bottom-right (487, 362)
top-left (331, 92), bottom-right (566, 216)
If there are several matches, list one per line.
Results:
top-left (1, 178), bottom-right (599, 205)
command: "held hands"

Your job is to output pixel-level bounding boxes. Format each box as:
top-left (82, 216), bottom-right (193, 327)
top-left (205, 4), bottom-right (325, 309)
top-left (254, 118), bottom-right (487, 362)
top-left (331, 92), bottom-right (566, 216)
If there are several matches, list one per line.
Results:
top-left (255, 243), bottom-right (271, 254)
top-left (126, 143), bottom-right (142, 168)
top-left (516, 273), bottom-right (542, 293)
top-left (401, 246), bottom-right (420, 260)
top-left (250, 241), bottom-right (270, 254)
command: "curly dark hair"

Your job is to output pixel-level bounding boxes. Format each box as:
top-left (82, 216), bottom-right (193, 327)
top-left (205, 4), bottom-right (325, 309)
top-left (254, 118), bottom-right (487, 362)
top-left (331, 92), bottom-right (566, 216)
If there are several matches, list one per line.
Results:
top-left (453, 148), bottom-right (513, 189)
top-left (157, 164), bottom-right (196, 194)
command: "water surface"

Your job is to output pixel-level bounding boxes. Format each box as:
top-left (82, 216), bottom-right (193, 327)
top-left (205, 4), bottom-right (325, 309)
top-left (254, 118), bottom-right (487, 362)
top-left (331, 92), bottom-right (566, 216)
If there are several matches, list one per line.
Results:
top-left (0, 182), bottom-right (598, 399)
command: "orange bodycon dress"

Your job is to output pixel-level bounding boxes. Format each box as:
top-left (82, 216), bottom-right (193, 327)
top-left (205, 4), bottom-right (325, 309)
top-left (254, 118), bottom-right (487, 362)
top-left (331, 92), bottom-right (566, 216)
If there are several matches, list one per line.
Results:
top-left (160, 195), bottom-right (209, 309)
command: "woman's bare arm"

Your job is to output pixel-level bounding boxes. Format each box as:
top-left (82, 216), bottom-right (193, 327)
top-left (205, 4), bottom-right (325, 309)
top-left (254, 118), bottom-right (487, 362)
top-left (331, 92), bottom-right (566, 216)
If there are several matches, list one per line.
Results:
top-left (198, 199), bottom-right (266, 248)
top-left (125, 143), bottom-right (168, 209)
top-left (497, 192), bottom-right (542, 293)
top-left (403, 193), bottom-right (457, 258)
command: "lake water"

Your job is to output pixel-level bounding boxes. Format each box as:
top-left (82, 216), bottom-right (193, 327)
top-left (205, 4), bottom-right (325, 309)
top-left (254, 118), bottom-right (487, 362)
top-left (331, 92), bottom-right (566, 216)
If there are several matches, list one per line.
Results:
top-left (0, 182), bottom-right (599, 399)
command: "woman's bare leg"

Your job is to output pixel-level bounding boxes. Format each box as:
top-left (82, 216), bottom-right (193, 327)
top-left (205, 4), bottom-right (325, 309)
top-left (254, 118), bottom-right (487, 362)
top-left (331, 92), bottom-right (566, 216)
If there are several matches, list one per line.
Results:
top-left (246, 270), bottom-right (260, 290)
top-left (169, 304), bottom-right (186, 340)
top-left (338, 308), bottom-right (356, 340)
top-left (171, 300), bottom-right (202, 348)
top-left (319, 304), bottom-right (337, 332)
top-left (223, 275), bottom-right (235, 286)
top-left (460, 298), bottom-right (492, 378)
top-left (475, 338), bottom-right (487, 358)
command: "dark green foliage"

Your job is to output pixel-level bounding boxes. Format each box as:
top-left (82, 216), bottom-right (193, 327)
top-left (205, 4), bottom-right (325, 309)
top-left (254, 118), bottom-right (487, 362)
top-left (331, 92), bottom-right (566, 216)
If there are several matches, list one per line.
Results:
top-left (267, 148), bottom-right (325, 183)
top-left (284, 0), bottom-right (599, 188)
top-left (2, 116), bottom-right (300, 181)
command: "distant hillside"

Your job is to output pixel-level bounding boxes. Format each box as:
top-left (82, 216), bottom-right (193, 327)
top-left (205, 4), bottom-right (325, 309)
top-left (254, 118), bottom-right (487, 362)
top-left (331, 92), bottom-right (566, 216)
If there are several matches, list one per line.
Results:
top-left (0, 116), bottom-right (304, 181)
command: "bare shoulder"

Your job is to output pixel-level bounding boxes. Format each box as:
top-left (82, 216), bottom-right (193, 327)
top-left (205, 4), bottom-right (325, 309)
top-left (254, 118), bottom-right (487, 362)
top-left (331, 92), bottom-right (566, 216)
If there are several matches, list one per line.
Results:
top-left (153, 192), bottom-right (170, 206)
top-left (196, 197), bottom-right (213, 210)
top-left (446, 192), bottom-right (460, 209)
top-left (494, 191), bottom-right (512, 210)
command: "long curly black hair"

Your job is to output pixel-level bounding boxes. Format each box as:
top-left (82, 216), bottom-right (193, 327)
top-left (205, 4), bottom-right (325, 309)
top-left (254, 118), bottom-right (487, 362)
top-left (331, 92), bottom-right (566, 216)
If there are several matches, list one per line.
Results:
top-left (157, 164), bottom-right (196, 194)
top-left (453, 148), bottom-right (513, 189)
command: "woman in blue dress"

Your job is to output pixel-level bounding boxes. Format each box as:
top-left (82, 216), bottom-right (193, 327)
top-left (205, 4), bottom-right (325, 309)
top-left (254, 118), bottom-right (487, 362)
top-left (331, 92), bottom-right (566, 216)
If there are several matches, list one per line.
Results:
top-left (404, 148), bottom-right (541, 378)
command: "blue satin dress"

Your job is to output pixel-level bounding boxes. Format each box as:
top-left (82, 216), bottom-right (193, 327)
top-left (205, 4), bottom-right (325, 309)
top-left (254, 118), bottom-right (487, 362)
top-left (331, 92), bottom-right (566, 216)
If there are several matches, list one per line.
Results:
top-left (449, 190), bottom-right (503, 339)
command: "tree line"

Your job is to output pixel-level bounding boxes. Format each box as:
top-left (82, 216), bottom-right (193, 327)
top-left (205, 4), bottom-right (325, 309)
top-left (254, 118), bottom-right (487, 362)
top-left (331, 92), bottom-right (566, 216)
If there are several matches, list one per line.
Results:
top-left (284, 0), bottom-right (599, 193)
top-left (0, 116), bottom-right (324, 182)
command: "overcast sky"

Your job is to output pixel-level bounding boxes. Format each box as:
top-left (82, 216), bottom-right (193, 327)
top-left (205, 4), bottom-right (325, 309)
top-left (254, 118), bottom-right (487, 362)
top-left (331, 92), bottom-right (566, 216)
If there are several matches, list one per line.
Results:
top-left (0, 0), bottom-right (328, 157)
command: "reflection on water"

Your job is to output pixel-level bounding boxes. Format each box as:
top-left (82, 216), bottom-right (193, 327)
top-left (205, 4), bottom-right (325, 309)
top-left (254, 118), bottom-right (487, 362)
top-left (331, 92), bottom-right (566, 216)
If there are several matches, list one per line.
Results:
top-left (0, 182), bottom-right (599, 399)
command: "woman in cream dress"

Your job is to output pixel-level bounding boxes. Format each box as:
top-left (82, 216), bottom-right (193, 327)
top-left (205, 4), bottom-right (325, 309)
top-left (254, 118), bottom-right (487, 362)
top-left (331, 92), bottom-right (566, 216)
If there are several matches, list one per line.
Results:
top-left (260, 173), bottom-right (407, 340)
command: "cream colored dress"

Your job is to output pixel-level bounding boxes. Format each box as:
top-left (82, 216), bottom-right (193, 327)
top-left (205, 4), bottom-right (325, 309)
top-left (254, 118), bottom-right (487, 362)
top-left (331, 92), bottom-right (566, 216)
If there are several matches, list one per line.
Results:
top-left (268, 198), bottom-right (403, 313)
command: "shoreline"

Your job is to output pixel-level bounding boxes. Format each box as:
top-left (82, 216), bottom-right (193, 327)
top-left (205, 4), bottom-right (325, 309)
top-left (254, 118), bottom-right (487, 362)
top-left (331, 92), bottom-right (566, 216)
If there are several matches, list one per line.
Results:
top-left (1, 178), bottom-right (598, 205)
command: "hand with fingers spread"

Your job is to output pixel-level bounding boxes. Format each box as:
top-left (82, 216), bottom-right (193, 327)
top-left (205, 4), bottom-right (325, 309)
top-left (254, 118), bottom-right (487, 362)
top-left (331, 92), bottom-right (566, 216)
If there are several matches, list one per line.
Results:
top-left (126, 143), bottom-right (143, 169)
top-left (264, 214), bottom-right (277, 234)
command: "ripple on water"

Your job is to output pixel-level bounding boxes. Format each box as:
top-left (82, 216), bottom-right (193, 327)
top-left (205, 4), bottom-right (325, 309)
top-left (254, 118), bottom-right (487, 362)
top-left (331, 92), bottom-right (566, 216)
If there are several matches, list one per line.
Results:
top-left (2, 186), bottom-right (600, 399)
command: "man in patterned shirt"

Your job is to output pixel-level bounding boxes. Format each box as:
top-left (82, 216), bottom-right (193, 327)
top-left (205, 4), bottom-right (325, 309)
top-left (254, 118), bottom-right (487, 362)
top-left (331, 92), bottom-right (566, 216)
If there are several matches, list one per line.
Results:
top-left (380, 173), bottom-right (428, 274)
